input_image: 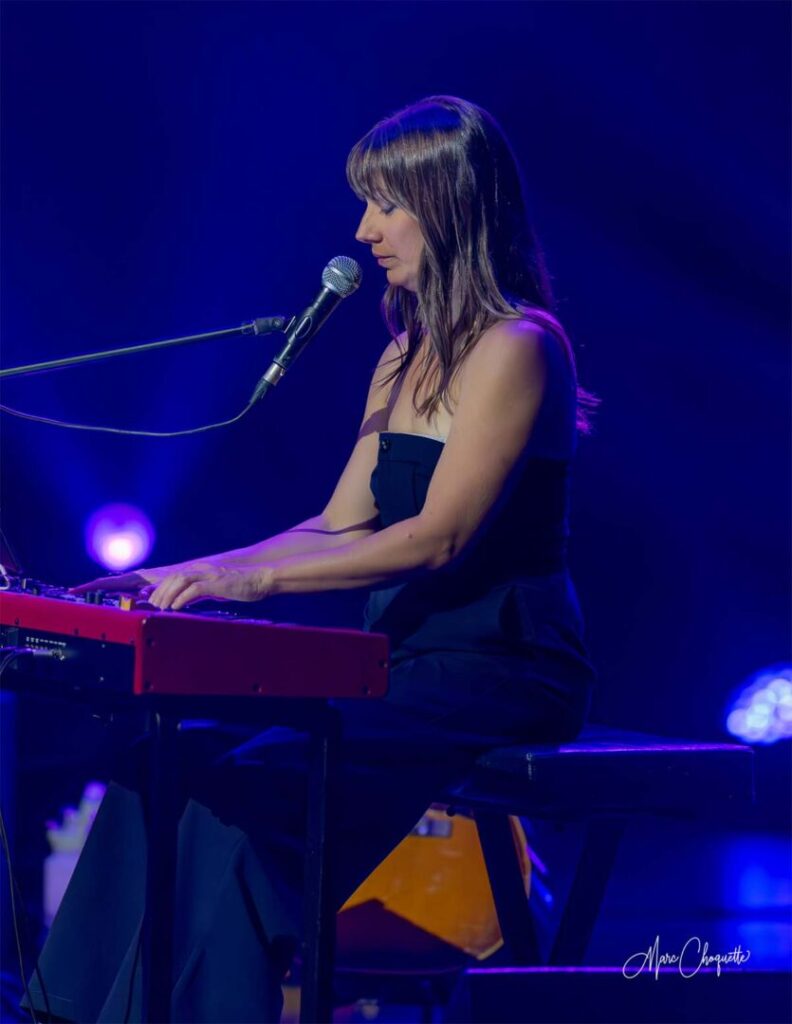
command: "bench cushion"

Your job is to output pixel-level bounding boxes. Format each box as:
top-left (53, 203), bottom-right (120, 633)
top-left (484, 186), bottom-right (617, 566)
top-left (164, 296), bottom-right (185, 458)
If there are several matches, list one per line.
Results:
top-left (444, 725), bottom-right (754, 819)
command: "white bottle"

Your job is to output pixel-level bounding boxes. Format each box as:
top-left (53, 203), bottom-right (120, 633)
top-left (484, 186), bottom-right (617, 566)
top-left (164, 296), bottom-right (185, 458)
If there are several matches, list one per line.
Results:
top-left (43, 781), bottom-right (107, 927)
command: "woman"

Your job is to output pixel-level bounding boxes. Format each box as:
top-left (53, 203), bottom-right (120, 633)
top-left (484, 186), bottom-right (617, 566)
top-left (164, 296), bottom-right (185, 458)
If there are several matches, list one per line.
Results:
top-left (29, 95), bottom-right (598, 1022)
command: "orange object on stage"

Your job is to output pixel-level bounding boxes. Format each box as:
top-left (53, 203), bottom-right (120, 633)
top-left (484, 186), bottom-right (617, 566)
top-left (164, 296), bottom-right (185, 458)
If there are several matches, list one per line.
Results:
top-left (339, 805), bottom-right (530, 966)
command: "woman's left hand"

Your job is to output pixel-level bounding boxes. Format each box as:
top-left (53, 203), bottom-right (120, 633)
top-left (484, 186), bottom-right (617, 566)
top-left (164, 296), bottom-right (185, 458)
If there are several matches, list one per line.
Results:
top-left (145, 564), bottom-right (275, 611)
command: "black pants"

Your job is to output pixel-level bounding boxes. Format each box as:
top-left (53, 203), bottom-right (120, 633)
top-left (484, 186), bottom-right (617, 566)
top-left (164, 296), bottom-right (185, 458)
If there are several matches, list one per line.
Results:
top-left (25, 645), bottom-right (593, 1023)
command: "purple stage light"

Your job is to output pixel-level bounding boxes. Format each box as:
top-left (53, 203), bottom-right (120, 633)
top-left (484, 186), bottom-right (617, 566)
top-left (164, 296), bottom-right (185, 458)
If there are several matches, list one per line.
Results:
top-left (84, 503), bottom-right (155, 571)
top-left (726, 665), bottom-right (792, 745)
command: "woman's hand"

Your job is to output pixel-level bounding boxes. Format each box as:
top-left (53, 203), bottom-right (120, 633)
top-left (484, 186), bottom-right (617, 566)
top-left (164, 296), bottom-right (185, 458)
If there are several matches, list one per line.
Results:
top-left (68, 565), bottom-right (179, 596)
top-left (145, 563), bottom-right (275, 611)
top-left (68, 560), bottom-right (233, 601)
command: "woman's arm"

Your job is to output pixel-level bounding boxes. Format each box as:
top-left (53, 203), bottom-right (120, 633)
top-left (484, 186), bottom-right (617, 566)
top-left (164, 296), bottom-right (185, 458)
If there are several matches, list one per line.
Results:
top-left (180, 512), bottom-right (377, 569)
top-left (71, 337), bottom-right (402, 596)
top-left (150, 322), bottom-right (558, 610)
top-left (264, 321), bottom-right (556, 594)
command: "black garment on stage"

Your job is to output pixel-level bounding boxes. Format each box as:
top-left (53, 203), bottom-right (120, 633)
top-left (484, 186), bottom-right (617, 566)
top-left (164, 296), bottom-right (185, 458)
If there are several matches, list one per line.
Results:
top-left (26, 432), bottom-right (597, 1022)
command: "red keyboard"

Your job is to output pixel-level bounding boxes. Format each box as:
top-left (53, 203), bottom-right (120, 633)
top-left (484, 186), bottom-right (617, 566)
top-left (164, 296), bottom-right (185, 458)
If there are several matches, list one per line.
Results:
top-left (0, 588), bottom-right (389, 699)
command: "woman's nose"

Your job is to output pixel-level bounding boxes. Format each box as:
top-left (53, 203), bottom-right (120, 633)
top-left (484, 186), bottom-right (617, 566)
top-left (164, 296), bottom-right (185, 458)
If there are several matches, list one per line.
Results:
top-left (355, 210), bottom-right (382, 244)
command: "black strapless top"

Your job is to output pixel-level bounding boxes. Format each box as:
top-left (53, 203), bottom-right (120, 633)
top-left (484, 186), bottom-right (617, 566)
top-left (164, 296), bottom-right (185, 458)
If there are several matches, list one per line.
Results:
top-left (363, 432), bottom-right (576, 659)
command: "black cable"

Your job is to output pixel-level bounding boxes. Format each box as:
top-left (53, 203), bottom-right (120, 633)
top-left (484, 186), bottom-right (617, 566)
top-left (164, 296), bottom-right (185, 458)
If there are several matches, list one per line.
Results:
top-left (0, 649), bottom-right (48, 679)
top-left (0, 648), bottom-right (56, 1022)
top-left (122, 924), bottom-right (143, 1024)
top-left (5, 825), bottom-right (54, 1024)
top-left (0, 398), bottom-right (257, 438)
top-left (0, 657), bottom-right (27, 681)
top-left (0, 808), bottom-right (41, 1024)
top-left (1, 970), bottom-right (26, 1023)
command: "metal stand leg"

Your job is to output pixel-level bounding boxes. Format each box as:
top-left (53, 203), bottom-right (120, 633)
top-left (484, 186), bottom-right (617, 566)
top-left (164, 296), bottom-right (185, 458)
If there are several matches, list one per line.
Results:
top-left (549, 816), bottom-right (626, 965)
top-left (300, 705), bottom-right (340, 1024)
top-left (141, 710), bottom-right (181, 1024)
top-left (476, 810), bottom-right (543, 964)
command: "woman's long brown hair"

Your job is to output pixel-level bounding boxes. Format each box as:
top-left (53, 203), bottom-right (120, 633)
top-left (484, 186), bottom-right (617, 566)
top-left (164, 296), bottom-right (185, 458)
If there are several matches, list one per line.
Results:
top-left (346, 95), bottom-right (599, 434)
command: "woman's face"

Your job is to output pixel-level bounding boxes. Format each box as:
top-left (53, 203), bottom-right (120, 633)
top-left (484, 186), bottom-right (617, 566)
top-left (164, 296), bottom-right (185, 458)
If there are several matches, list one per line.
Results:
top-left (355, 198), bottom-right (424, 293)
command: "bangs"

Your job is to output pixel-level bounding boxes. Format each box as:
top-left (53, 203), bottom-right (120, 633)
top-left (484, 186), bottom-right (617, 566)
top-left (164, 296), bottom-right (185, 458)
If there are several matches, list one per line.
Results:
top-left (345, 125), bottom-right (411, 208)
top-left (346, 99), bottom-right (465, 210)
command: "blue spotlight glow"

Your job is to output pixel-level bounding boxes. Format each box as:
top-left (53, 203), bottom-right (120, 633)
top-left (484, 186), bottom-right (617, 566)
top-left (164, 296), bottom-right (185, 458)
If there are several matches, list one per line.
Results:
top-left (726, 665), bottom-right (792, 745)
top-left (85, 503), bottom-right (155, 571)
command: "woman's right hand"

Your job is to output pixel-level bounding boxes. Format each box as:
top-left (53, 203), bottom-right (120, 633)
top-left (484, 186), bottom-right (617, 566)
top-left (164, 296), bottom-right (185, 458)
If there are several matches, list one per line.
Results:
top-left (68, 561), bottom-right (217, 597)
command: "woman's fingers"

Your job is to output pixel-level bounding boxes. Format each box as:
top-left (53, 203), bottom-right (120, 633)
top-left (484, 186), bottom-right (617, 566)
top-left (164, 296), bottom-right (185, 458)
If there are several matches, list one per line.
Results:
top-left (68, 566), bottom-right (263, 607)
top-left (144, 566), bottom-right (268, 610)
top-left (69, 565), bottom-right (178, 596)
top-left (168, 581), bottom-right (207, 612)
top-left (69, 572), bottom-right (148, 594)
top-left (147, 572), bottom-right (204, 610)
top-left (146, 576), bottom-right (183, 610)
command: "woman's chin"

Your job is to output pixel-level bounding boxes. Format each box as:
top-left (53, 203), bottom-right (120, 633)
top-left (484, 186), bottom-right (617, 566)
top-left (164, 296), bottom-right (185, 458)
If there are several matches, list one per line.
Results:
top-left (386, 266), bottom-right (418, 292)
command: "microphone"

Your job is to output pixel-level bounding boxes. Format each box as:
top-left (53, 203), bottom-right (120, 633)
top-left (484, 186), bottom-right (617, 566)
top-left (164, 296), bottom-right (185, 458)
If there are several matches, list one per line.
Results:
top-left (250, 256), bottom-right (362, 403)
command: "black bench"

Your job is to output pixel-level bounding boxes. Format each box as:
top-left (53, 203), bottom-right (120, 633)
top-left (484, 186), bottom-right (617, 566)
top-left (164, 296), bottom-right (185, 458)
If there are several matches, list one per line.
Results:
top-left (441, 724), bottom-right (755, 967)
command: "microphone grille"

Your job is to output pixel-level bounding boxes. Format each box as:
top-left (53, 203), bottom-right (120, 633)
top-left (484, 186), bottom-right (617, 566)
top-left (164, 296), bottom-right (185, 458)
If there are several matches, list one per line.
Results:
top-left (322, 256), bottom-right (363, 298)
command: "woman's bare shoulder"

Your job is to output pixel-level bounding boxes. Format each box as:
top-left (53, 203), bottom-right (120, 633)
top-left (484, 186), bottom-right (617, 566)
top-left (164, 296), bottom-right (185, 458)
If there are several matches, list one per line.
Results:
top-left (464, 318), bottom-right (577, 459)
top-left (458, 320), bottom-right (546, 387)
top-left (469, 318), bottom-right (574, 383)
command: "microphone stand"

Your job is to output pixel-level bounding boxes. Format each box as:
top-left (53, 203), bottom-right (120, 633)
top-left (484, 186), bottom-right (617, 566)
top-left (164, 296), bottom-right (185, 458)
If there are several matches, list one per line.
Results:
top-left (0, 316), bottom-right (291, 380)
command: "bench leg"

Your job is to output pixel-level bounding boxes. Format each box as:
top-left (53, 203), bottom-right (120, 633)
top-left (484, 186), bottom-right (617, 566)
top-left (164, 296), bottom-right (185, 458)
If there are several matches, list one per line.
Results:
top-left (475, 810), bottom-right (542, 964)
top-left (548, 817), bottom-right (626, 965)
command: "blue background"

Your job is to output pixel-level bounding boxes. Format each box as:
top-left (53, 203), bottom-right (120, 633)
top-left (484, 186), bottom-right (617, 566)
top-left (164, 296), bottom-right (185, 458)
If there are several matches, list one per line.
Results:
top-left (1, 0), bottom-right (789, 747)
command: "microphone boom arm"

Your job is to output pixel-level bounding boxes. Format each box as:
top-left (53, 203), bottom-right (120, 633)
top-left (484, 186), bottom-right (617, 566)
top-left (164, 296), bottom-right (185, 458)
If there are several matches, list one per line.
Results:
top-left (0, 316), bottom-right (289, 380)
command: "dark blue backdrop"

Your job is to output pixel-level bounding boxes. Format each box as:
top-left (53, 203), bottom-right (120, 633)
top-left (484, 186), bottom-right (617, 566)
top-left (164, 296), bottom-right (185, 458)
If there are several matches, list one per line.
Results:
top-left (2, 0), bottom-right (789, 748)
